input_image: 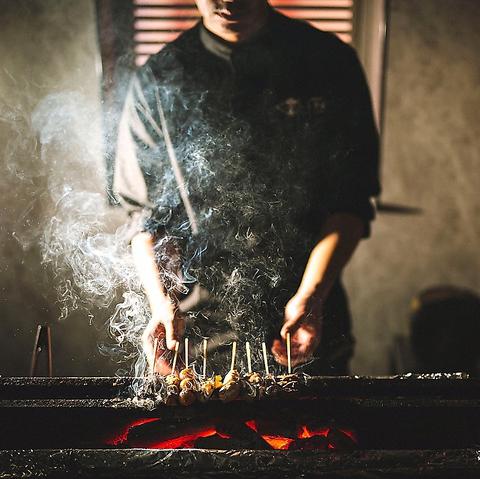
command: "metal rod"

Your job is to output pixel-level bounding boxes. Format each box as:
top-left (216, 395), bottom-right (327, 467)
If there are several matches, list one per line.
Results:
top-left (30, 325), bottom-right (53, 377)
top-left (29, 326), bottom-right (41, 377)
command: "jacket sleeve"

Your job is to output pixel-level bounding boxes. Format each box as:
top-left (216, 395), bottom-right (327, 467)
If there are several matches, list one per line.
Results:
top-left (323, 44), bottom-right (381, 237)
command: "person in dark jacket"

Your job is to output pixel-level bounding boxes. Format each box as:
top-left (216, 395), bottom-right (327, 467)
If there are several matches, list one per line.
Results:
top-left (114, 0), bottom-right (380, 375)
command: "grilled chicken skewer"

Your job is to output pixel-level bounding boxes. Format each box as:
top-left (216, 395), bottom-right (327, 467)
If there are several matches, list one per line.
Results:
top-left (219, 342), bottom-right (241, 402)
top-left (178, 338), bottom-right (197, 406)
top-left (163, 341), bottom-right (180, 405)
top-left (150, 339), bottom-right (302, 405)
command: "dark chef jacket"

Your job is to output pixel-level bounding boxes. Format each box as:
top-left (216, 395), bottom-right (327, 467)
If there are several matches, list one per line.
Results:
top-left (114, 9), bottom-right (380, 374)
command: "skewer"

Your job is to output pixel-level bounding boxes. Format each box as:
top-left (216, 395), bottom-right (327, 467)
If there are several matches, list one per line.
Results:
top-left (245, 341), bottom-right (252, 374)
top-left (262, 342), bottom-right (270, 375)
top-left (286, 332), bottom-right (292, 374)
top-left (230, 341), bottom-right (237, 371)
top-left (185, 337), bottom-right (189, 369)
top-left (151, 338), bottom-right (159, 376)
top-left (171, 341), bottom-right (179, 373)
top-left (203, 338), bottom-right (207, 378)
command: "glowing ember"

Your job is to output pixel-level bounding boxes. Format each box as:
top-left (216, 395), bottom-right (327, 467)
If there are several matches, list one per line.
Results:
top-left (298, 425), bottom-right (329, 439)
top-left (244, 419), bottom-right (258, 432)
top-left (244, 420), bottom-right (354, 450)
top-left (149, 428), bottom-right (231, 449)
top-left (245, 419), bottom-right (294, 449)
top-left (105, 418), bottom-right (161, 446)
top-left (338, 428), bottom-right (357, 443)
top-left (106, 418), bottom-right (357, 451)
top-left (261, 435), bottom-right (294, 450)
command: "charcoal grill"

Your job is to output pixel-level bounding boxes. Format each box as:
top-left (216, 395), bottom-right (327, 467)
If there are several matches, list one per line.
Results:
top-left (1, 374), bottom-right (480, 478)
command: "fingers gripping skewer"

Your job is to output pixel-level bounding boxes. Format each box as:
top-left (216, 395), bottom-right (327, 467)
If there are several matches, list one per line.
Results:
top-left (203, 338), bottom-right (208, 378)
top-left (171, 341), bottom-right (179, 373)
top-left (262, 342), bottom-right (270, 375)
top-left (246, 341), bottom-right (252, 374)
top-left (230, 341), bottom-right (237, 372)
top-left (286, 332), bottom-right (292, 374)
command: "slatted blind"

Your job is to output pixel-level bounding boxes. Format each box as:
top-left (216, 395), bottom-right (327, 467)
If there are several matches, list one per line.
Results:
top-left (133, 0), bottom-right (354, 66)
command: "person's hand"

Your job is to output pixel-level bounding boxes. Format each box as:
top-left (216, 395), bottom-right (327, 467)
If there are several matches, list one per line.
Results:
top-left (271, 293), bottom-right (323, 367)
top-left (142, 298), bottom-right (185, 375)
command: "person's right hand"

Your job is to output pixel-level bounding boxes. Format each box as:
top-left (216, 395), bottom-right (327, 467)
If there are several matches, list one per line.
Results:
top-left (271, 293), bottom-right (323, 368)
top-left (142, 298), bottom-right (185, 375)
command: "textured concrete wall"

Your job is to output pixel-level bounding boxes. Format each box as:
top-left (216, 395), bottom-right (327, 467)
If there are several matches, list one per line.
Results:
top-left (0, 0), bottom-right (120, 375)
top-left (346, 0), bottom-right (480, 374)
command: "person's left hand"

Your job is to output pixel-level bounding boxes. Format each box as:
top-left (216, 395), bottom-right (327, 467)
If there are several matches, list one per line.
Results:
top-left (271, 293), bottom-right (323, 367)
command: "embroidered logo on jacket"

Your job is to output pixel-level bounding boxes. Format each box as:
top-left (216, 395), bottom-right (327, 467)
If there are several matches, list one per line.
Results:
top-left (276, 96), bottom-right (326, 117)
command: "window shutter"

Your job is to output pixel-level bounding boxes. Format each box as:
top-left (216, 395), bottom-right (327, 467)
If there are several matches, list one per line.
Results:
top-left (133, 0), bottom-right (354, 66)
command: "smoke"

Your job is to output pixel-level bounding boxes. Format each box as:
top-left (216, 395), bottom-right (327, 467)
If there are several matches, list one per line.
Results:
top-left (26, 91), bottom-right (154, 377)
top-left (0, 2), bottom-right (171, 378)
top-left (105, 64), bottom-right (323, 378)
top-left (7, 60), bottom-right (320, 382)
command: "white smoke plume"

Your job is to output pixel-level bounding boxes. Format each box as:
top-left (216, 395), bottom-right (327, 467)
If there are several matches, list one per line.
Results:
top-left (25, 73), bottom-right (307, 381)
top-left (29, 91), bottom-right (151, 378)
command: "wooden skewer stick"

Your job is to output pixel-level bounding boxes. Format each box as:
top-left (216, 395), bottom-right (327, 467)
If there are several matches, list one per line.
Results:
top-left (203, 338), bottom-right (208, 378)
top-left (171, 341), bottom-right (179, 373)
top-left (286, 332), bottom-right (292, 374)
top-left (246, 341), bottom-right (252, 374)
top-left (185, 337), bottom-right (189, 369)
top-left (230, 341), bottom-right (237, 371)
top-left (151, 338), bottom-right (159, 376)
top-left (262, 342), bottom-right (270, 375)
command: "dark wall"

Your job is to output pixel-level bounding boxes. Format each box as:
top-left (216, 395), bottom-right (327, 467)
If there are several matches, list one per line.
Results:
top-left (346, 0), bottom-right (480, 374)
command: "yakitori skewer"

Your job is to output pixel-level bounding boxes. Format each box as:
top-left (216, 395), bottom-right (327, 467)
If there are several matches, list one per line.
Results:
top-left (165, 341), bottom-right (180, 405)
top-left (171, 340), bottom-right (179, 373)
top-left (178, 338), bottom-right (196, 406)
top-left (245, 341), bottom-right (252, 374)
top-left (245, 341), bottom-right (261, 386)
top-left (230, 341), bottom-right (237, 371)
top-left (150, 338), bottom-right (159, 376)
top-left (286, 332), bottom-right (292, 374)
top-left (219, 341), bottom-right (241, 402)
top-left (202, 338), bottom-right (208, 378)
top-left (262, 341), bottom-right (270, 375)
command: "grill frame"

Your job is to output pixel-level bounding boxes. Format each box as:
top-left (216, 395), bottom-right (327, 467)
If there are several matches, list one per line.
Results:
top-left (2, 448), bottom-right (480, 479)
top-left (1, 374), bottom-right (480, 478)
